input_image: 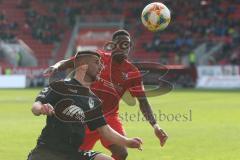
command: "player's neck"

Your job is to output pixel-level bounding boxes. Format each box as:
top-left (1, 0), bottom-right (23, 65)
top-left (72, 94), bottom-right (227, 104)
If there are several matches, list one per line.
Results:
top-left (74, 73), bottom-right (92, 88)
top-left (112, 58), bottom-right (125, 64)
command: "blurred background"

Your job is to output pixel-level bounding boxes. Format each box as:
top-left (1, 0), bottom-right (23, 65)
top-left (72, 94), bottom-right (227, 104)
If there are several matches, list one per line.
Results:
top-left (0, 0), bottom-right (239, 89)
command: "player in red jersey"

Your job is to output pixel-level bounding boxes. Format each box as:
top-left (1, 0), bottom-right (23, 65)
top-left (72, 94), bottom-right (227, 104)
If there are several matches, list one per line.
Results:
top-left (44, 30), bottom-right (168, 160)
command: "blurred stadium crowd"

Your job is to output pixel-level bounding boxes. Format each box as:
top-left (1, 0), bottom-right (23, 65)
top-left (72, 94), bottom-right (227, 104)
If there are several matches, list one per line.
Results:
top-left (1, 0), bottom-right (240, 66)
top-left (0, 0), bottom-right (239, 88)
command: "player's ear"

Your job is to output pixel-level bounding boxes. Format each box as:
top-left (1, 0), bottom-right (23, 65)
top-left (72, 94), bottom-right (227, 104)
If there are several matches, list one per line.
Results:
top-left (103, 41), bottom-right (116, 52)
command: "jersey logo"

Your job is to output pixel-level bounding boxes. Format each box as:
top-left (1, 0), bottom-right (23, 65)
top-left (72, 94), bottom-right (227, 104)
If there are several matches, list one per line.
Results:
top-left (121, 72), bottom-right (128, 80)
top-left (61, 105), bottom-right (85, 123)
top-left (88, 97), bottom-right (94, 109)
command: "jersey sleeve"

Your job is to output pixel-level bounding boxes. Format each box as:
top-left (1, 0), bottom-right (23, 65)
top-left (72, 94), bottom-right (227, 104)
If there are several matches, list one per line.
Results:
top-left (35, 86), bottom-right (61, 108)
top-left (128, 70), bottom-right (146, 97)
top-left (85, 99), bottom-right (106, 131)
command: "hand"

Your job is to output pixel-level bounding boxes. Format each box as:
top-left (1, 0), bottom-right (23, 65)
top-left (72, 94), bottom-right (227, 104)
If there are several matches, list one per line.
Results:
top-left (126, 137), bottom-right (143, 150)
top-left (43, 66), bottom-right (57, 77)
top-left (41, 103), bottom-right (55, 116)
top-left (154, 124), bottom-right (168, 147)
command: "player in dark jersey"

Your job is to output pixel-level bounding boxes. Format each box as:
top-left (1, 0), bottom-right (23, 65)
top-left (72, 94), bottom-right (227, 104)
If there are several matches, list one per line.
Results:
top-left (28, 50), bottom-right (142, 160)
top-left (44, 30), bottom-right (168, 160)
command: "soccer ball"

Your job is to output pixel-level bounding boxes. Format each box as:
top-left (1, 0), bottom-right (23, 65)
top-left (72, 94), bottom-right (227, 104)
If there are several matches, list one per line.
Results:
top-left (141, 2), bottom-right (171, 32)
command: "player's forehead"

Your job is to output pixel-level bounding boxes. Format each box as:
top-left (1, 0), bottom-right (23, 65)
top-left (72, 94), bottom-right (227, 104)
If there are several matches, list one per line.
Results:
top-left (113, 35), bottom-right (130, 43)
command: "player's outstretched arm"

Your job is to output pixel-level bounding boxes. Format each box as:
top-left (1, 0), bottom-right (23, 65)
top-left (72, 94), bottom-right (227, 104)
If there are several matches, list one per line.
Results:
top-left (32, 101), bottom-right (55, 116)
top-left (137, 96), bottom-right (168, 147)
top-left (43, 58), bottom-right (74, 77)
top-left (97, 125), bottom-right (143, 150)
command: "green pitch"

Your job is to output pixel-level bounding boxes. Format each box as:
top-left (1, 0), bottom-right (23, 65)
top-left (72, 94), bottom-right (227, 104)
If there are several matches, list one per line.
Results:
top-left (0, 89), bottom-right (240, 160)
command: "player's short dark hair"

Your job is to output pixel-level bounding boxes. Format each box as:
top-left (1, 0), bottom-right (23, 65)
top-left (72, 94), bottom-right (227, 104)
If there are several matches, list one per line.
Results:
top-left (112, 29), bottom-right (130, 40)
top-left (75, 50), bottom-right (100, 59)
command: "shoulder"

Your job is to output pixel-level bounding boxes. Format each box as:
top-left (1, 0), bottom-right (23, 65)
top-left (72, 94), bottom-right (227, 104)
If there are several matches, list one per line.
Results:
top-left (122, 60), bottom-right (143, 81)
top-left (97, 49), bottom-right (111, 63)
top-left (97, 49), bottom-right (111, 57)
top-left (49, 79), bottom-right (67, 90)
top-left (49, 79), bottom-right (80, 96)
top-left (123, 60), bottom-right (140, 72)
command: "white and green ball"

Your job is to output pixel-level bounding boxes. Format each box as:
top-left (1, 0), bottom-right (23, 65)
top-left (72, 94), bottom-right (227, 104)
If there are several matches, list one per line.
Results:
top-left (141, 2), bottom-right (171, 32)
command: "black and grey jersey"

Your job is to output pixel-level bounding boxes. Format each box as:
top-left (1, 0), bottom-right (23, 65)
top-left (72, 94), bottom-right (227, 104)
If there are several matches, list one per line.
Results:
top-left (35, 78), bottom-right (106, 153)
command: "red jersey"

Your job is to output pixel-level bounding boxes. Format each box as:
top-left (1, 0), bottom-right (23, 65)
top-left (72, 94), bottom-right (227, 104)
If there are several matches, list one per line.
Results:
top-left (74, 50), bottom-right (145, 115)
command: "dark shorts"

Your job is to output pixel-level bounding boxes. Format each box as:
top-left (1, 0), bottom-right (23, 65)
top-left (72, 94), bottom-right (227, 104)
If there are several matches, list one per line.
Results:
top-left (27, 145), bottom-right (100, 160)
